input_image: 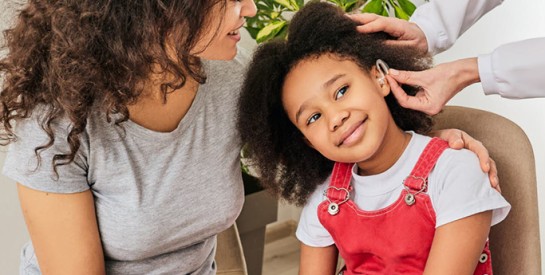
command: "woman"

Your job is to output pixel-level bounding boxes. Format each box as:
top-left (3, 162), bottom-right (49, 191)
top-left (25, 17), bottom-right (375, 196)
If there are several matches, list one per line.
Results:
top-left (1, 1), bottom-right (256, 274)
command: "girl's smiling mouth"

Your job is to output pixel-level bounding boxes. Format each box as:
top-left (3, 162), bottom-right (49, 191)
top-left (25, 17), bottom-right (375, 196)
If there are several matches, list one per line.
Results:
top-left (337, 118), bottom-right (367, 147)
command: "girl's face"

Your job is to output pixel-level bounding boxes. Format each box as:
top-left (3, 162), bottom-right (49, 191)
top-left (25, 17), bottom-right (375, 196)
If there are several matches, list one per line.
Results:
top-left (282, 54), bottom-right (397, 164)
top-left (193, 0), bottom-right (257, 60)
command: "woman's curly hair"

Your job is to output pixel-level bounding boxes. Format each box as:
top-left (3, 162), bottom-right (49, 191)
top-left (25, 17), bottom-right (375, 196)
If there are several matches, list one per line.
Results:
top-left (238, 1), bottom-right (434, 206)
top-left (0, 0), bottom-right (225, 171)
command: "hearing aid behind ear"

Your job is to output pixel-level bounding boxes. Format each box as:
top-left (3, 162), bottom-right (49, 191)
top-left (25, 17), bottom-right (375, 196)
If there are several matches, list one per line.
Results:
top-left (376, 59), bottom-right (389, 86)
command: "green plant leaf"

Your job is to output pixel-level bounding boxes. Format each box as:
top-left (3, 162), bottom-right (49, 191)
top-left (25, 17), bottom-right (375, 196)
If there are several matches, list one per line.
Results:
top-left (342, 0), bottom-right (361, 12)
top-left (275, 23), bottom-right (289, 40)
top-left (362, 0), bottom-right (384, 15)
top-left (326, 0), bottom-right (343, 6)
top-left (396, 0), bottom-right (416, 16)
top-left (255, 0), bottom-right (275, 11)
top-left (392, 3), bottom-right (410, 20)
top-left (274, 0), bottom-right (297, 11)
top-left (245, 26), bottom-right (261, 39)
top-left (290, 0), bottom-right (302, 10)
top-left (256, 20), bottom-right (287, 43)
top-left (246, 0), bottom-right (419, 42)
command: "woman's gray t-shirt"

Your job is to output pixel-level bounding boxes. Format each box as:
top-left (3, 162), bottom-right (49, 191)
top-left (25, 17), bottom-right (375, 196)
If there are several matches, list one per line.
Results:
top-left (2, 54), bottom-right (248, 274)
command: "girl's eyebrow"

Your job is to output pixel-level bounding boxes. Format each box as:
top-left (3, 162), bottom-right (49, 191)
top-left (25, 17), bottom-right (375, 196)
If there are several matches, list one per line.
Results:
top-left (295, 73), bottom-right (346, 124)
top-left (323, 73), bottom-right (345, 90)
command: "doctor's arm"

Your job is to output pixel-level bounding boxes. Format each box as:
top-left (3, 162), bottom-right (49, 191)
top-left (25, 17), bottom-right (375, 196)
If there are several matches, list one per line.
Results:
top-left (388, 37), bottom-right (545, 114)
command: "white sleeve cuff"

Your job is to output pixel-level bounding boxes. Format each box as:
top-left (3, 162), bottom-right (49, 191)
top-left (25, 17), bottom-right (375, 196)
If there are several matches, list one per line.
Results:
top-left (477, 53), bottom-right (500, 96)
top-left (436, 195), bottom-right (511, 228)
top-left (295, 225), bottom-right (335, 248)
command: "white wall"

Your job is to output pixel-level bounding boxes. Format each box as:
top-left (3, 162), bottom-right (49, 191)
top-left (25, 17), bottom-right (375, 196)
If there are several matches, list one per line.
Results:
top-left (0, 2), bottom-right (29, 274)
top-left (0, 155), bottom-right (27, 274)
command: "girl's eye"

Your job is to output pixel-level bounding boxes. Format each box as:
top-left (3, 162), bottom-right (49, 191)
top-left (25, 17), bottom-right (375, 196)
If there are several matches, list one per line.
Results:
top-left (335, 86), bottom-right (348, 100)
top-left (307, 113), bottom-right (321, 125)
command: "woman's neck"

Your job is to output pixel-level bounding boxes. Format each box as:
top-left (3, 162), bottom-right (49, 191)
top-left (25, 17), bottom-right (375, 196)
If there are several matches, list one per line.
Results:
top-left (127, 74), bottom-right (199, 132)
top-left (356, 123), bottom-right (412, 176)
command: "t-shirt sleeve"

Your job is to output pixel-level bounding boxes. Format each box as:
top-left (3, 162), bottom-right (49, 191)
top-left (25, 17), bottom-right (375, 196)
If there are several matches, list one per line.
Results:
top-left (2, 111), bottom-right (90, 193)
top-left (429, 148), bottom-right (510, 228)
top-left (295, 181), bottom-right (336, 247)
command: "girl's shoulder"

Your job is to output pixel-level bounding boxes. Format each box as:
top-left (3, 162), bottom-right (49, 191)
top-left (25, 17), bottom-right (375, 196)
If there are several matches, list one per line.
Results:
top-left (410, 133), bottom-right (480, 174)
top-left (428, 145), bottom-right (510, 228)
top-left (301, 175), bottom-right (332, 210)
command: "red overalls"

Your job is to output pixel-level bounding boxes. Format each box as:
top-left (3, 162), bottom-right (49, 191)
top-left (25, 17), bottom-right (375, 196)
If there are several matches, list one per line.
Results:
top-left (318, 138), bottom-right (492, 275)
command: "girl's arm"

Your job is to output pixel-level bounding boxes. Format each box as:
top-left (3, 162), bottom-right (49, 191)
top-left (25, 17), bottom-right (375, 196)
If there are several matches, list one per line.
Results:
top-left (299, 243), bottom-right (338, 275)
top-left (17, 183), bottom-right (106, 275)
top-left (423, 210), bottom-right (492, 275)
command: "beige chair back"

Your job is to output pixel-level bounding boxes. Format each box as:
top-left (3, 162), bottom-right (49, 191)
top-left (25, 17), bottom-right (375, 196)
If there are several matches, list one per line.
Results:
top-left (433, 106), bottom-right (541, 275)
top-left (216, 223), bottom-right (248, 275)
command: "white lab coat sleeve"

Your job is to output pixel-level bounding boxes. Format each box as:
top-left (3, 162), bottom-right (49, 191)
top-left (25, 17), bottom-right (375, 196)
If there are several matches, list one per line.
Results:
top-left (410, 0), bottom-right (504, 55)
top-left (478, 37), bottom-right (545, 99)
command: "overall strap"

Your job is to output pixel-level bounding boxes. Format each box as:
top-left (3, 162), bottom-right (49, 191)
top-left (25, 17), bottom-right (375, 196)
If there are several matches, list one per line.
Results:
top-left (325, 162), bottom-right (353, 202)
top-left (404, 138), bottom-right (449, 191)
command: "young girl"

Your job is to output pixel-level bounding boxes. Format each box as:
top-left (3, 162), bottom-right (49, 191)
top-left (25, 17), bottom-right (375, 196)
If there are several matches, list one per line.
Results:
top-left (238, 2), bottom-right (510, 274)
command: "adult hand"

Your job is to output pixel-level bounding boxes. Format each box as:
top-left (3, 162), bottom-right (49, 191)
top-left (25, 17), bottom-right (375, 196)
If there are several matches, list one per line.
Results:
top-left (347, 13), bottom-right (428, 54)
top-left (430, 129), bottom-right (500, 192)
top-left (387, 58), bottom-right (480, 115)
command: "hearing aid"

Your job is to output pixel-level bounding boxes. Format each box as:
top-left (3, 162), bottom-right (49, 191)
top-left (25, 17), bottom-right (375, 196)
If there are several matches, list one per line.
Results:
top-left (376, 59), bottom-right (390, 86)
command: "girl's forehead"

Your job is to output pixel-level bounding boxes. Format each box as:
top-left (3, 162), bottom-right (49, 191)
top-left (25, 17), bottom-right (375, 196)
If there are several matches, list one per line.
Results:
top-left (286, 54), bottom-right (373, 81)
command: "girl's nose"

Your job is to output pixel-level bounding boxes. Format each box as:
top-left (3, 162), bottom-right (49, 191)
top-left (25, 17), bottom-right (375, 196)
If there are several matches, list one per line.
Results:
top-left (329, 109), bottom-right (349, 132)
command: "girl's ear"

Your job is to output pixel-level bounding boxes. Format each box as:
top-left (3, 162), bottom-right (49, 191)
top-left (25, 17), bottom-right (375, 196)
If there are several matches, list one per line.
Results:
top-left (372, 66), bottom-right (391, 97)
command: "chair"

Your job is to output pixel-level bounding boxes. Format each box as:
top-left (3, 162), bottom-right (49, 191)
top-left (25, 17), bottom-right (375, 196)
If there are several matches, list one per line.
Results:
top-left (216, 171), bottom-right (279, 275)
top-left (433, 106), bottom-right (541, 275)
top-left (216, 223), bottom-right (248, 275)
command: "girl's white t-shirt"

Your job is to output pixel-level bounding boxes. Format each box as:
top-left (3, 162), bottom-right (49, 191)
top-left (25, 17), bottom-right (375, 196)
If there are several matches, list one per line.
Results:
top-left (296, 133), bottom-right (511, 247)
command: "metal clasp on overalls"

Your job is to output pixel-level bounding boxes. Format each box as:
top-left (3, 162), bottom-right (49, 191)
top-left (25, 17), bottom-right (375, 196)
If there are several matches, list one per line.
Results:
top-left (402, 176), bottom-right (428, 206)
top-left (323, 186), bottom-right (350, 215)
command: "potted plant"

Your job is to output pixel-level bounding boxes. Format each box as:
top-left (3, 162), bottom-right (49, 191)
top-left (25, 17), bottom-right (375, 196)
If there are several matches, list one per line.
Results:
top-left (245, 0), bottom-right (419, 44)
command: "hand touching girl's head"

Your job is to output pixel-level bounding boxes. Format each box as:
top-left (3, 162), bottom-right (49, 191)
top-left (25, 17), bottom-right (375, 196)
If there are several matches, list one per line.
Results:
top-left (238, 1), bottom-right (433, 205)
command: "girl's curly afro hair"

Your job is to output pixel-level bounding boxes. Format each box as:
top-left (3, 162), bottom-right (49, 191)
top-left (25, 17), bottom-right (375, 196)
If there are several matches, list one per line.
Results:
top-left (238, 1), bottom-right (433, 206)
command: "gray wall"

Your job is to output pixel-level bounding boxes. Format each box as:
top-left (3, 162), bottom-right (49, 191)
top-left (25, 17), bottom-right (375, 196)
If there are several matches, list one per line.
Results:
top-left (1, 2), bottom-right (29, 274)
